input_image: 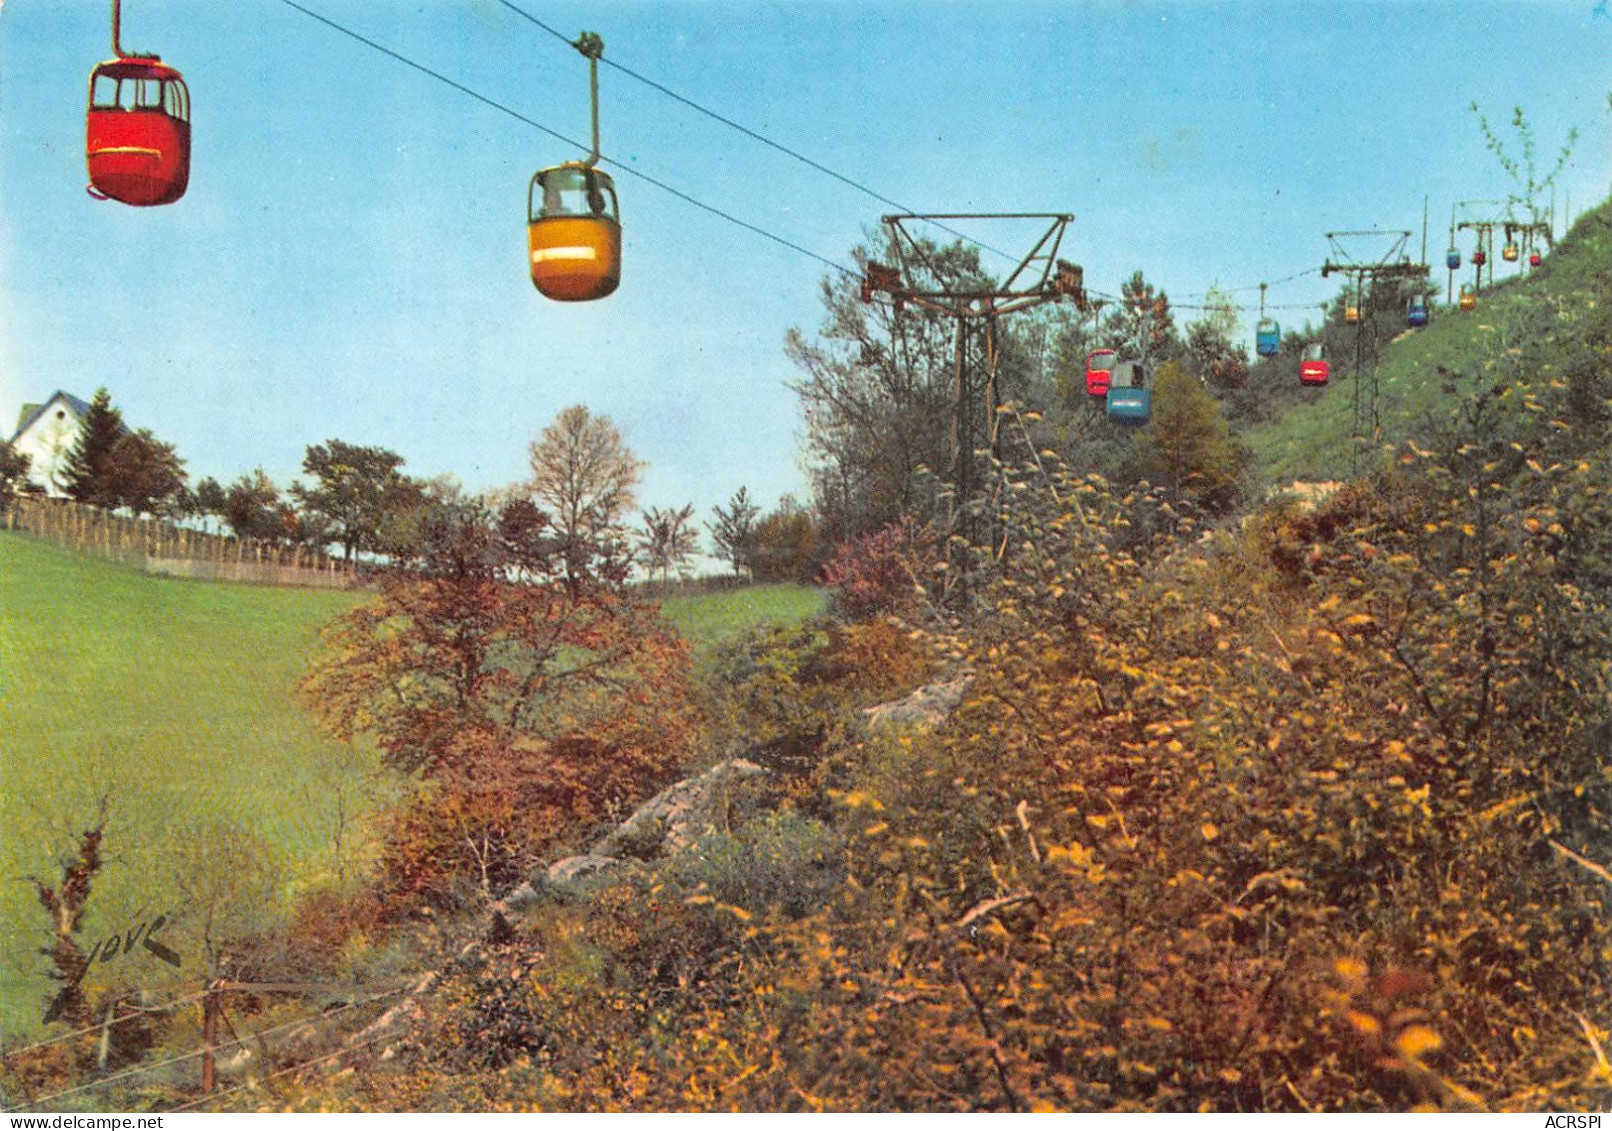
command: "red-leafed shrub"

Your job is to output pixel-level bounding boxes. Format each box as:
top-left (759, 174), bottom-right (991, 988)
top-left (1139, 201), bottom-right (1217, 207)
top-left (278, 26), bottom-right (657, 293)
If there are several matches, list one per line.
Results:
top-left (819, 517), bottom-right (939, 620)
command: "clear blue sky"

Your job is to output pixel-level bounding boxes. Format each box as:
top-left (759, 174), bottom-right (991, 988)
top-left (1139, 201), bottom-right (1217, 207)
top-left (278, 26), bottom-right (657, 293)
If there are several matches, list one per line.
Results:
top-left (2, 0), bottom-right (1609, 527)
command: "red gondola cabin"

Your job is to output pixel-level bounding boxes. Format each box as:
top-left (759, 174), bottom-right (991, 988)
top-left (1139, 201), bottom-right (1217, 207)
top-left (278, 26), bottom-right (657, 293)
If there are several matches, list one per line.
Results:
top-left (1300, 343), bottom-right (1329, 387)
top-left (1085, 349), bottom-right (1115, 398)
top-left (86, 55), bottom-right (190, 206)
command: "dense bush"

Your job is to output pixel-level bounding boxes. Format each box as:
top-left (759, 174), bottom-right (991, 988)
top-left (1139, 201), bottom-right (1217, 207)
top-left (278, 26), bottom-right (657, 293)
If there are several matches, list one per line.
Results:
top-left (818, 517), bottom-right (940, 620)
top-left (670, 811), bottom-right (844, 919)
top-left (700, 617), bottom-right (936, 777)
top-left (355, 425), bottom-right (1610, 1111)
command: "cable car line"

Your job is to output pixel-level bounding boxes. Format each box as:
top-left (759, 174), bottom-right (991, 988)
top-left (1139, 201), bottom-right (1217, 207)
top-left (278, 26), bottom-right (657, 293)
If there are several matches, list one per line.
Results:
top-left (254, 4), bottom-right (1467, 332)
top-left (1174, 265), bottom-right (1321, 300)
top-left (489, 0), bottom-right (1021, 266)
top-left (277, 0), bottom-right (857, 280)
top-left (1169, 299), bottom-right (1326, 313)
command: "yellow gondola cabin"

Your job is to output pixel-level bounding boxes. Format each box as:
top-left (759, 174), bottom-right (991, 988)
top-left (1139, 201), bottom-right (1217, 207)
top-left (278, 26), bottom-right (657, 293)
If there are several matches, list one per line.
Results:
top-left (528, 162), bottom-right (620, 301)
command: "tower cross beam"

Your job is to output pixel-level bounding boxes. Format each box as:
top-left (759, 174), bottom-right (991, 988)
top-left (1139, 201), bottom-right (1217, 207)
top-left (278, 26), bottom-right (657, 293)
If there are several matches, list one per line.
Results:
top-left (858, 213), bottom-right (1087, 587)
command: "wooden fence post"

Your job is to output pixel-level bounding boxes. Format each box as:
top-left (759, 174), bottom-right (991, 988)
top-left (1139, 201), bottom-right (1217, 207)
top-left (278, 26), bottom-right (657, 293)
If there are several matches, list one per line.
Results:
top-left (201, 981), bottom-right (221, 1094)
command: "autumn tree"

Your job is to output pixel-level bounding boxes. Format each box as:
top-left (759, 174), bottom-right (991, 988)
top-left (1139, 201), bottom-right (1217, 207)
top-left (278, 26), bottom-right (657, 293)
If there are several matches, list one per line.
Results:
top-left (302, 499), bottom-right (696, 907)
top-left (290, 439), bottom-right (424, 562)
top-left (708, 486), bottom-right (761, 578)
top-left (523, 405), bottom-right (642, 594)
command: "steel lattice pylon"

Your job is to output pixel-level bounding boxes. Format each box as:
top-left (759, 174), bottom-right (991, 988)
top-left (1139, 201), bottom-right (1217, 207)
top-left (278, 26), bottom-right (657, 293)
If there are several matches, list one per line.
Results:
top-left (1322, 230), bottom-right (1429, 471)
top-left (861, 214), bottom-right (1086, 560)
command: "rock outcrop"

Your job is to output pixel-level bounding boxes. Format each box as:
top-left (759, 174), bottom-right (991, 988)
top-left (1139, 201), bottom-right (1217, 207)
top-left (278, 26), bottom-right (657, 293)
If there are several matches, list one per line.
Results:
top-left (861, 675), bottom-right (971, 731)
top-left (535, 758), bottom-right (768, 895)
top-left (351, 677), bottom-right (974, 1055)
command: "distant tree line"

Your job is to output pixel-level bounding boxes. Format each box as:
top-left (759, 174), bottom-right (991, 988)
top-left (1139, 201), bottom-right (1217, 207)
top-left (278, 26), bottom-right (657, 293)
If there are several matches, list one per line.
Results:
top-left (4, 387), bottom-right (829, 585)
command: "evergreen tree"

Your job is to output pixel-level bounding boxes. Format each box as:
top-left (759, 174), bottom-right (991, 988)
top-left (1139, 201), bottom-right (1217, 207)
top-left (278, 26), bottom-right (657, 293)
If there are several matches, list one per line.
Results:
top-left (1104, 271), bottom-right (1179, 363)
top-left (0, 440), bottom-right (31, 511)
top-left (61, 388), bottom-right (125, 506)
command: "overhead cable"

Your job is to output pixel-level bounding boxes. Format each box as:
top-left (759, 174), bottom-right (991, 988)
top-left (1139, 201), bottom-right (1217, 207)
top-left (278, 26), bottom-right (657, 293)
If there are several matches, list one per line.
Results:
top-left (279, 0), bottom-right (857, 279)
top-left (490, 0), bottom-right (1020, 264)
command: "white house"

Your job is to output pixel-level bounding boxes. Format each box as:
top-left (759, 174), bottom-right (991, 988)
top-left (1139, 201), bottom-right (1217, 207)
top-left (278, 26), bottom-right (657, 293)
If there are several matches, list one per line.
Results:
top-left (8, 391), bottom-right (92, 497)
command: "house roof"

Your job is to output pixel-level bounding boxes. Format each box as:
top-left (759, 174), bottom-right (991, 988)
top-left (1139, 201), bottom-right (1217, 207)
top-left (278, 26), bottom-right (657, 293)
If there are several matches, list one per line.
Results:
top-left (9, 392), bottom-right (92, 444)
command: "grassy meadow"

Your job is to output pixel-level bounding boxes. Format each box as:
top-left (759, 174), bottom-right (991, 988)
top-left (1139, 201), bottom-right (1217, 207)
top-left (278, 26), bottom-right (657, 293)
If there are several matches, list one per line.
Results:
top-left (0, 533), bottom-right (822, 1038)
top-left (657, 582), bottom-right (828, 660)
top-left (0, 534), bottom-right (382, 1037)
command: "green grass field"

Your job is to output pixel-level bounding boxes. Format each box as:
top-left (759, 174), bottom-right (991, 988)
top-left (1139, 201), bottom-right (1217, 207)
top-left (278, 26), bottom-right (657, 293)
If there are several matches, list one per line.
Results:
top-left (0, 534), bottom-right (381, 1037)
top-left (0, 534), bottom-right (823, 1038)
top-left (659, 582), bottom-right (828, 659)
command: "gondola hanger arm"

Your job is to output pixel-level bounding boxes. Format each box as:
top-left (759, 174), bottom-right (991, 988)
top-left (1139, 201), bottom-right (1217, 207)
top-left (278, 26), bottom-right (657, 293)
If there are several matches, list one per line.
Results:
top-left (572, 32), bottom-right (604, 168)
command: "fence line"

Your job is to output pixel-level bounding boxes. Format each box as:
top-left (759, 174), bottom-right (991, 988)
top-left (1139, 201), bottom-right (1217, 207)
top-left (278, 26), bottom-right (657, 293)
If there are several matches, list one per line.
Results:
top-left (0, 989), bottom-right (212, 1061)
top-left (3, 986), bottom-right (403, 1112)
top-left (165, 1029), bottom-right (392, 1113)
top-left (1, 496), bottom-right (365, 590)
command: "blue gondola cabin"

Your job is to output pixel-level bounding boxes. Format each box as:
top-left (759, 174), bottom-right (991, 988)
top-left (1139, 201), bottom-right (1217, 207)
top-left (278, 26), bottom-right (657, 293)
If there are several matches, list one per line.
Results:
top-left (1406, 295), bottom-right (1429, 327)
top-left (1106, 360), bottom-right (1151, 425)
top-left (1255, 318), bottom-right (1280, 358)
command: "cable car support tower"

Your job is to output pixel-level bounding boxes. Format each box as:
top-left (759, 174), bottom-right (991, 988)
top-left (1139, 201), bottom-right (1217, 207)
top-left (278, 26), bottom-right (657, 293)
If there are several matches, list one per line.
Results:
top-left (1453, 199), bottom-right (1551, 293)
top-left (862, 214), bottom-right (1087, 560)
top-left (1321, 229), bottom-right (1428, 473)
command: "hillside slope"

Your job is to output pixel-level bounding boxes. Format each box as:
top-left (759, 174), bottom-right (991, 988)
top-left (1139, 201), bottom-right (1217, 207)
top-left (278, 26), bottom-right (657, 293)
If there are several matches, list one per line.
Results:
top-left (0, 534), bottom-right (826, 1040)
top-left (0, 534), bottom-right (388, 1038)
top-left (1246, 195), bottom-right (1612, 485)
